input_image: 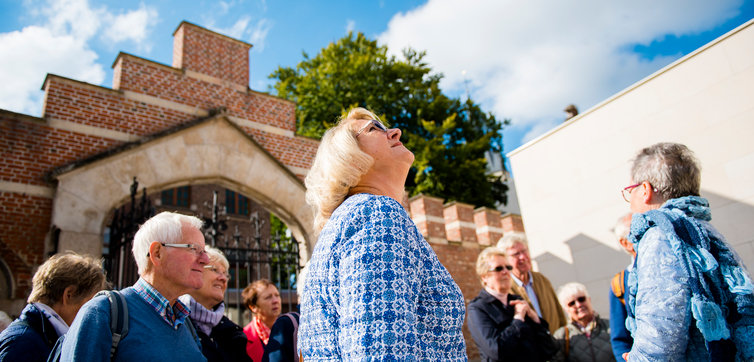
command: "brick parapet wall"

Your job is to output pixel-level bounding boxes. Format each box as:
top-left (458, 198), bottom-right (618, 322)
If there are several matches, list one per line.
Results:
top-left (443, 201), bottom-right (478, 243)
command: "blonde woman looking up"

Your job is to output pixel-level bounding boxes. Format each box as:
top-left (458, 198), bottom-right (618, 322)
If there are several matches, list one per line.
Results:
top-left (298, 107), bottom-right (467, 361)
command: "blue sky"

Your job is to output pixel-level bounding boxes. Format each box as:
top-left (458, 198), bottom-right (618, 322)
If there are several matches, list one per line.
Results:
top-left (1, 0), bottom-right (752, 158)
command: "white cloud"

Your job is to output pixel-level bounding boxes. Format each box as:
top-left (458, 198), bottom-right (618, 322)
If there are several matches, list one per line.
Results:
top-left (249, 19), bottom-right (274, 53)
top-left (209, 16), bottom-right (251, 39)
top-left (0, 0), bottom-right (159, 115)
top-left (346, 19), bottom-right (356, 33)
top-left (102, 3), bottom-right (159, 51)
top-left (0, 26), bottom-right (105, 115)
top-left (378, 0), bottom-right (743, 143)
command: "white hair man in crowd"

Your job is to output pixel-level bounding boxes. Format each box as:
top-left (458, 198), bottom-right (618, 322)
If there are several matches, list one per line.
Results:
top-left (608, 213), bottom-right (634, 362)
top-left (497, 234), bottom-right (566, 334)
top-left (60, 212), bottom-right (210, 361)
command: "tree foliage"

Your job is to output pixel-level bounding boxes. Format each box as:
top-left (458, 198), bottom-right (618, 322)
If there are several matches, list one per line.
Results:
top-left (270, 32), bottom-right (509, 207)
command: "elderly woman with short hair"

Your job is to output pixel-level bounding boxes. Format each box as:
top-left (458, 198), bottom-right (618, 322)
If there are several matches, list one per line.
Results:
top-left (552, 283), bottom-right (614, 362)
top-left (180, 247), bottom-right (251, 362)
top-left (623, 142), bottom-right (754, 361)
top-left (468, 247), bottom-right (556, 362)
top-left (298, 107), bottom-right (467, 361)
top-left (0, 253), bottom-right (105, 362)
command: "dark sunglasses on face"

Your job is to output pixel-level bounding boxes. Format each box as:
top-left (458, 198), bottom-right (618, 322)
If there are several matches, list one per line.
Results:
top-left (567, 296), bottom-right (587, 307)
top-left (487, 265), bottom-right (513, 273)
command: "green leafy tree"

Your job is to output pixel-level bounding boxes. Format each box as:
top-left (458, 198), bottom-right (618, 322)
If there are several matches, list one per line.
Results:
top-left (270, 32), bottom-right (509, 207)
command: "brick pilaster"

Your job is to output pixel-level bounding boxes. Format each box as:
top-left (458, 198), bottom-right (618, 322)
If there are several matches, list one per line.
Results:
top-left (444, 201), bottom-right (477, 243)
top-left (474, 207), bottom-right (503, 246)
top-left (408, 194), bottom-right (447, 243)
top-left (500, 213), bottom-right (525, 234)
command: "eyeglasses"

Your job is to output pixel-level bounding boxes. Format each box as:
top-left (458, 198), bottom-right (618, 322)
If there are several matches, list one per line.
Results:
top-left (161, 243), bottom-right (208, 258)
top-left (509, 250), bottom-right (529, 259)
top-left (621, 183), bottom-right (642, 202)
top-left (487, 265), bottom-right (513, 273)
top-left (355, 119), bottom-right (388, 138)
top-left (567, 296), bottom-right (587, 307)
top-left (204, 265), bottom-right (231, 279)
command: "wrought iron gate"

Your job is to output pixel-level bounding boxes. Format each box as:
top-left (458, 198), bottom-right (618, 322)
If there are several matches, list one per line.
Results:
top-left (106, 179), bottom-right (301, 325)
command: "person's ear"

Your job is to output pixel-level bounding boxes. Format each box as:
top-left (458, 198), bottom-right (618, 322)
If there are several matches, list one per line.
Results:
top-left (148, 241), bottom-right (164, 267)
top-left (640, 181), bottom-right (654, 204)
top-left (62, 285), bottom-right (77, 306)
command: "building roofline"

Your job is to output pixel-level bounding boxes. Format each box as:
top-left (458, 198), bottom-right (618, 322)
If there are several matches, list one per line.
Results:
top-left (507, 17), bottom-right (754, 158)
top-left (173, 20), bottom-right (253, 49)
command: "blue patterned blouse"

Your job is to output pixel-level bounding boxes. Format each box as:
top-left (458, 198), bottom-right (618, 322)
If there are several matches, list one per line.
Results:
top-left (299, 193), bottom-right (468, 361)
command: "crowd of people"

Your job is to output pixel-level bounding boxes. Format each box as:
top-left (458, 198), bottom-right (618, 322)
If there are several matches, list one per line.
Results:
top-left (0, 107), bottom-right (753, 362)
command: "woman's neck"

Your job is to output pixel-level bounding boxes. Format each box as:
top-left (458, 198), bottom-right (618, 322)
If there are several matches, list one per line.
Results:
top-left (257, 314), bottom-right (276, 328)
top-left (348, 184), bottom-right (404, 204)
top-left (574, 314), bottom-right (594, 327)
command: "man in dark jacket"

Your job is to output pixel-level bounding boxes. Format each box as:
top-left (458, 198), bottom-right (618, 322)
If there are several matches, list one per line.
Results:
top-left (196, 315), bottom-right (252, 362)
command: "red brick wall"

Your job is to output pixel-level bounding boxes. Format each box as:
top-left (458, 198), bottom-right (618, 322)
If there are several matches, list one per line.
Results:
top-left (172, 22), bottom-right (252, 86)
top-left (0, 192), bottom-right (53, 297)
top-left (431, 243), bottom-right (483, 361)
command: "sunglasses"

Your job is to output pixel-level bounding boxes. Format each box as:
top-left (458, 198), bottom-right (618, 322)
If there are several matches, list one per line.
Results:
top-left (487, 265), bottom-right (513, 273)
top-left (567, 296), bottom-right (587, 307)
top-left (355, 119), bottom-right (388, 138)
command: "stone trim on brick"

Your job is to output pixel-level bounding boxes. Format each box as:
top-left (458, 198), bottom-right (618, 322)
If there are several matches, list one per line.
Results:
top-left (0, 181), bottom-right (55, 198)
top-left (47, 118), bottom-right (140, 142)
top-left (172, 21), bottom-right (253, 48)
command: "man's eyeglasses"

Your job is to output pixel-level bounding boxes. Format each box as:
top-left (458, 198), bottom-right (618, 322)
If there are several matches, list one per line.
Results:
top-left (621, 183), bottom-right (642, 202)
top-left (161, 243), bottom-right (208, 258)
top-left (355, 119), bottom-right (388, 138)
top-left (487, 265), bottom-right (513, 273)
top-left (204, 265), bottom-right (231, 279)
top-left (567, 296), bottom-right (587, 307)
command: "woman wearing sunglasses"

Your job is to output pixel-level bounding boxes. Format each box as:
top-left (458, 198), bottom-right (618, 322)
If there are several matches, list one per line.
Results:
top-left (551, 283), bottom-right (615, 362)
top-left (468, 247), bottom-right (557, 362)
top-left (298, 107), bottom-right (467, 361)
top-left (179, 247), bottom-right (252, 362)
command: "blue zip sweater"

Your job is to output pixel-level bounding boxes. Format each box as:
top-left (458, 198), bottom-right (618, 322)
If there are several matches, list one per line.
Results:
top-left (59, 287), bottom-right (207, 362)
top-left (0, 304), bottom-right (59, 362)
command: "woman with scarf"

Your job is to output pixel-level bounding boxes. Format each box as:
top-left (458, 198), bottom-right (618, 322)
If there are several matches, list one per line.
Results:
top-left (552, 283), bottom-right (615, 362)
top-left (242, 279), bottom-right (281, 362)
top-left (181, 246), bottom-right (251, 362)
top-left (0, 253), bottom-right (105, 362)
top-left (622, 142), bottom-right (754, 362)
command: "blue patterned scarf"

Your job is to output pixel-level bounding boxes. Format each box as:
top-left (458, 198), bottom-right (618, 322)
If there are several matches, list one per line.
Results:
top-left (626, 196), bottom-right (754, 361)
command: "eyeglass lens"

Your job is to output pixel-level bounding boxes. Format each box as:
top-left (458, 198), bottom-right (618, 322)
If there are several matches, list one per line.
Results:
top-left (567, 296), bottom-right (587, 307)
top-left (490, 265), bottom-right (513, 272)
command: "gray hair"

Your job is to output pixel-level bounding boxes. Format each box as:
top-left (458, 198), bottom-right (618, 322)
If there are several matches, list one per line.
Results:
top-left (28, 252), bottom-right (106, 305)
top-left (475, 247), bottom-right (508, 284)
top-left (205, 246), bottom-right (229, 271)
top-left (630, 142), bottom-right (701, 201)
top-left (304, 107), bottom-right (379, 233)
top-left (132, 211), bottom-right (204, 275)
top-left (557, 282), bottom-right (590, 310)
top-left (496, 233), bottom-right (528, 252)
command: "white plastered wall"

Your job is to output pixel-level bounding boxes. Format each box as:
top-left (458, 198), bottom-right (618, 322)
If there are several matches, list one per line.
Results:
top-left (507, 19), bottom-right (754, 316)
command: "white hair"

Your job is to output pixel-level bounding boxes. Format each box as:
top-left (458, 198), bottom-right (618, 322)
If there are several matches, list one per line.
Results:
top-left (557, 282), bottom-right (590, 310)
top-left (496, 233), bottom-right (528, 252)
top-left (205, 246), bottom-right (229, 271)
top-left (613, 213), bottom-right (632, 241)
top-left (304, 107), bottom-right (378, 233)
top-left (132, 211), bottom-right (204, 275)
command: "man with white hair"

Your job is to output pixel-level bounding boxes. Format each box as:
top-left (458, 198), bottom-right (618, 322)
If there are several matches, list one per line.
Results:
top-left (608, 213), bottom-right (634, 362)
top-left (60, 211), bottom-right (210, 361)
top-left (497, 234), bottom-right (566, 334)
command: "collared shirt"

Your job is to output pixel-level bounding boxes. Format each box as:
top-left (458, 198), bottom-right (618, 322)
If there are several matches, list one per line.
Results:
top-left (133, 278), bottom-right (190, 329)
top-left (512, 271), bottom-right (543, 317)
top-left (33, 302), bottom-right (68, 337)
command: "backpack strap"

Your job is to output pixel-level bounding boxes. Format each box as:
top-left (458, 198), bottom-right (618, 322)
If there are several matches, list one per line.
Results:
top-left (564, 326), bottom-right (570, 361)
top-left (611, 270), bottom-right (626, 305)
top-left (283, 312), bottom-right (300, 357)
top-left (184, 317), bottom-right (201, 351)
top-left (94, 290), bottom-right (129, 359)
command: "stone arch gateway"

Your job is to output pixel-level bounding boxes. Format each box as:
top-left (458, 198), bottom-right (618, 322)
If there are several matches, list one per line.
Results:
top-left (50, 115), bottom-right (315, 261)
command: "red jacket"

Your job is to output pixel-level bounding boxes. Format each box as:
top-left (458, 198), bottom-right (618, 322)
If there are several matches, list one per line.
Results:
top-left (243, 322), bottom-right (264, 362)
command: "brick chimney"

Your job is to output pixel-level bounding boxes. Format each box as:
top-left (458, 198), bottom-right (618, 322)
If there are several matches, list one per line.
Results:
top-left (409, 194), bottom-right (447, 243)
top-left (172, 21), bottom-right (252, 87)
top-left (444, 201), bottom-right (477, 243)
top-left (474, 207), bottom-right (503, 246)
